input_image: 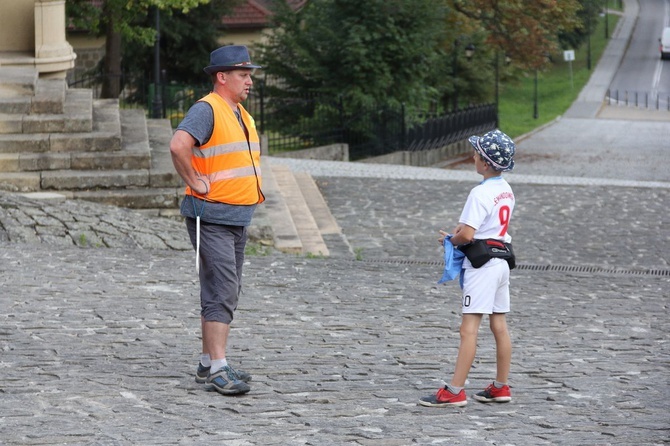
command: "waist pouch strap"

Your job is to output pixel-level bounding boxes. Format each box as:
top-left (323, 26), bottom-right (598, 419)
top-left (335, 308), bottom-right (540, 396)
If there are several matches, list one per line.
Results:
top-left (459, 239), bottom-right (516, 269)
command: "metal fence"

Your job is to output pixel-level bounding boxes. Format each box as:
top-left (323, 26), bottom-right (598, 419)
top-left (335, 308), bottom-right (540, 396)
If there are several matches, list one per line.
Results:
top-left (605, 89), bottom-right (670, 111)
top-left (241, 88), bottom-right (497, 160)
top-left (68, 74), bottom-right (497, 161)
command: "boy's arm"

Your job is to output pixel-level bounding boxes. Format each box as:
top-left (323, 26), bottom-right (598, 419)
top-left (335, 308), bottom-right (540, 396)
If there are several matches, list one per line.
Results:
top-left (450, 223), bottom-right (476, 246)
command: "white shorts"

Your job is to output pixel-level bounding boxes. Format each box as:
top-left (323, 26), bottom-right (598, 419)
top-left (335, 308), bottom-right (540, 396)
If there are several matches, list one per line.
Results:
top-left (461, 259), bottom-right (510, 314)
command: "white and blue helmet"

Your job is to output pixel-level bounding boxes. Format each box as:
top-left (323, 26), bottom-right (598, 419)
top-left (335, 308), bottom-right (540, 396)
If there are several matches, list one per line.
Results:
top-left (468, 129), bottom-right (516, 172)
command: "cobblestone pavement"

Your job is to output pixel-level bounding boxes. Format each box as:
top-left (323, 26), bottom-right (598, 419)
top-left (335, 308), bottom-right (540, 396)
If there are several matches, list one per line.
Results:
top-left (1, 157), bottom-right (669, 444)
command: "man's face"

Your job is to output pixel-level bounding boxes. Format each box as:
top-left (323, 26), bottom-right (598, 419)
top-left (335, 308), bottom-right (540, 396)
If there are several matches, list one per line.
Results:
top-left (220, 69), bottom-right (254, 103)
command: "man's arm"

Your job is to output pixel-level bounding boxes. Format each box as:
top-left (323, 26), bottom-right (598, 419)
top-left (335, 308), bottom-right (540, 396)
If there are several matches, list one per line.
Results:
top-left (170, 129), bottom-right (209, 195)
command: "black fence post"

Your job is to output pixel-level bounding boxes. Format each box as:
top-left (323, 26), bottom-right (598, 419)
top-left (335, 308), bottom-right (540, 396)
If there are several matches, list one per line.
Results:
top-left (400, 103), bottom-right (406, 150)
top-left (259, 80), bottom-right (265, 134)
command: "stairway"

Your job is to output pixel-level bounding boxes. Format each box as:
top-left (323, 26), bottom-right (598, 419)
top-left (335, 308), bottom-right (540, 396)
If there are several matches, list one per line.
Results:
top-left (0, 66), bottom-right (350, 258)
top-left (0, 67), bottom-right (182, 211)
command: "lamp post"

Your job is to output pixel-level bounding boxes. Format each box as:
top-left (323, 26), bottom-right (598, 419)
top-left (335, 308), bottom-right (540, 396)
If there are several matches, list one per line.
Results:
top-left (605, 0), bottom-right (609, 39)
top-left (587, 12), bottom-right (592, 70)
top-left (151, 7), bottom-right (163, 119)
top-left (452, 40), bottom-right (475, 112)
top-left (494, 50), bottom-right (499, 127)
top-left (533, 69), bottom-right (539, 119)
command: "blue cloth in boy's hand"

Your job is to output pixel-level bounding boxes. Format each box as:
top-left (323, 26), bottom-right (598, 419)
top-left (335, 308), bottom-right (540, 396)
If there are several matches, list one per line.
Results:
top-left (438, 235), bottom-right (464, 285)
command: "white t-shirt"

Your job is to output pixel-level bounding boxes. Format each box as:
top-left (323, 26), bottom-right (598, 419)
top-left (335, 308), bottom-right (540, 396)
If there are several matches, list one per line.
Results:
top-left (459, 176), bottom-right (515, 243)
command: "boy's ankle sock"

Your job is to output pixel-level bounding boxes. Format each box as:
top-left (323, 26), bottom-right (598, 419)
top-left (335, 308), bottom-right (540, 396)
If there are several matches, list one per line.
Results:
top-left (493, 381), bottom-right (507, 388)
top-left (446, 384), bottom-right (463, 394)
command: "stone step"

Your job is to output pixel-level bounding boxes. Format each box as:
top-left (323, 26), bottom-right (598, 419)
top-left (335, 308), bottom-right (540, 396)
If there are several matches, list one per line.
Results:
top-left (0, 67), bottom-right (36, 98)
top-left (146, 117), bottom-right (182, 188)
top-left (33, 78), bottom-right (67, 114)
top-left (18, 88), bottom-right (92, 134)
top-left (40, 169), bottom-right (149, 190)
top-left (0, 151), bottom-right (150, 172)
top-left (260, 158), bottom-right (302, 254)
top-left (0, 131), bottom-right (120, 153)
top-left (272, 163), bottom-right (329, 257)
top-left (0, 95), bottom-right (119, 153)
top-left (71, 187), bottom-right (182, 210)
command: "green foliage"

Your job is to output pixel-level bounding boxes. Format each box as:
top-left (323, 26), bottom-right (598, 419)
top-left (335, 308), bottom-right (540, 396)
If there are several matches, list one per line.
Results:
top-left (558, 0), bottom-right (607, 51)
top-left (499, 13), bottom-right (617, 137)
top-left (122, 0), bottom-right (241, 86)
top-left (67, 0), bottom-right (210, 44)
top-left (258, 0), bottom-right (448, 114)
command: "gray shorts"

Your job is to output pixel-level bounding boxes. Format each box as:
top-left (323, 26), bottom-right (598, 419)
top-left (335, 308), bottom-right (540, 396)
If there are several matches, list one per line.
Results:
top-left (185, 218), bottom-right (247, 324)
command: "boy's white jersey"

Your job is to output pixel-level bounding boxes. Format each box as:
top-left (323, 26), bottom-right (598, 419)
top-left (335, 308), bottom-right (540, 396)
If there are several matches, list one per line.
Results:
top-left (459, 176), bottom-right (515, 243)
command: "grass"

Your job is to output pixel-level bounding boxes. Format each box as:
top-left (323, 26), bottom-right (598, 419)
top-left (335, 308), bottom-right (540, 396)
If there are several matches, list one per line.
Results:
top-left (499, 10), bottom-right (620, 138)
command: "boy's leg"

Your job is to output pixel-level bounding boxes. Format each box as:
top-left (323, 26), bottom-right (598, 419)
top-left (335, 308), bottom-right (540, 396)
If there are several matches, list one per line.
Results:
top-left (472, 312), bottom-right (512, 403)
top-left (489, 313), bottom-right (511, 384)
top-left (451, 313), bottom-right (483, 387)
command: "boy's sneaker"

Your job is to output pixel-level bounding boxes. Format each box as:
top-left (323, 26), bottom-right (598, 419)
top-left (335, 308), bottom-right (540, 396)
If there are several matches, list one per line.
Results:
top-left (195, 363), bottom-right (252, 384)
top-left (473, 383), bottom-right (512, 403)
top-left (206, 366), bottom-right (251, 395)
top-left (419, 386), bottom-right (467, 407)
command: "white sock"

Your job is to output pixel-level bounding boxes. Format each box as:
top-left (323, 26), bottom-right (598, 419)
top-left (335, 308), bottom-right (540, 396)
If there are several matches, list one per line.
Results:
top-left (446, 384), bottom-right (463, 394)
top-left (200, 354), bottom-right (211, 368)
top-left (494, 381), bottom-right (507, 388)
top-left (211, 358), bottom-right (228, 373)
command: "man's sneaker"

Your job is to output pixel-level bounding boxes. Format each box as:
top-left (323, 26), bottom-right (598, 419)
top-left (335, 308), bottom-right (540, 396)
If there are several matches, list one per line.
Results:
top-left (228, 365), bottom-right (252, 383)
top-left (195, 363), bottom-right (210, 384)
top-left (195, 363), bottom-right (252, 384)
top-left (473, 383), bottom-right (512, 403)
top-left (419, 386), bottom-right (467, 407)
top-left (206, 366), bottom-right (251, 395)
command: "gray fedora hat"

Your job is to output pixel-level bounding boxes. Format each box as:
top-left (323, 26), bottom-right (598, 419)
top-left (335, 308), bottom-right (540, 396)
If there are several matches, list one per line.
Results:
top-left (203, 45), bottom-right (261, 74)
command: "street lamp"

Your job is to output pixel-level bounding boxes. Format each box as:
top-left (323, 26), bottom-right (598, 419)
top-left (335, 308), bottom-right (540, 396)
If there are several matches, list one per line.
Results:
top-left (587, 12), bottom-right (592, 70)
top-left (452, 41), bottom-right (476, 111)
top-left (494, 52), bottom-right (511, 128)
top-left (533, 53), bottom-right (551, 120)
top-left (533, 70), bottom-right (539, 119)
top-left (605, 0), bottom-right (609, 40)
top-left (152, 7), bottom-right (163, 119)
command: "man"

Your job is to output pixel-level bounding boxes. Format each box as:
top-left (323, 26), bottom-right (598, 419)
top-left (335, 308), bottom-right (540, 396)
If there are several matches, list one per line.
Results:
top-left (170, 45), bottom-right (264, 396)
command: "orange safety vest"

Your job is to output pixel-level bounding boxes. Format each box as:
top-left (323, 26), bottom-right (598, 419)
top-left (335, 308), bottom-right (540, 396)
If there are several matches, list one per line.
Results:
top-left (185, 92), bottom-right (264, 205)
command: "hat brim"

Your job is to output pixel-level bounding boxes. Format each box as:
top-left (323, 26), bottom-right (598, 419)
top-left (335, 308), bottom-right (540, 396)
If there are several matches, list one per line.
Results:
top-left (468, 135), bottom-right (482, 154)
top-left (203, 64), bottom-right (262, 74)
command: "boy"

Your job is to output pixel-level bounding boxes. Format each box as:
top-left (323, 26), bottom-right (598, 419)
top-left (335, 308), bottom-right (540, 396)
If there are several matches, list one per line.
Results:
top-left (419, 129), bottom-right (516, 407)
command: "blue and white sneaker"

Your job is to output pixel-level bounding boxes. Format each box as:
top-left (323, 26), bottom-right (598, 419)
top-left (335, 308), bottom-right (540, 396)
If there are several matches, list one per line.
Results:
top-left (196, 363), bottom-right (252, 384)
top-left (206, 366), bottom-right (251, 395)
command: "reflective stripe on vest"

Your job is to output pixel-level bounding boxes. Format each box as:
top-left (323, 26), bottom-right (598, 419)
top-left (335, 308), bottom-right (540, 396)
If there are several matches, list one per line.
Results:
top-left (185, 92), bottom-right (264, 205)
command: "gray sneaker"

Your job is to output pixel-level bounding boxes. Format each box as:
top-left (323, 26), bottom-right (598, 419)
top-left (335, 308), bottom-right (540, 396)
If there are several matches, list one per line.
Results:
top-left (196, 363), bottom-right (252, 384)
top-left (206, 366), bottom-right (251, 395)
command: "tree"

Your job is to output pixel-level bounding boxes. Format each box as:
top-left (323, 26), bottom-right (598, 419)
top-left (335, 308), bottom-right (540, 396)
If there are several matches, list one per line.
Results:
top-left (122, 1), bottom-right (242, 86)
top-left (451, 0), bottom-right (581, 70)
top-left (67, 0), bottom-right (211, 98)
top-left (258, 0), bottom-right (449, 114)
top-left (558, 0), bottom-right (602, 51)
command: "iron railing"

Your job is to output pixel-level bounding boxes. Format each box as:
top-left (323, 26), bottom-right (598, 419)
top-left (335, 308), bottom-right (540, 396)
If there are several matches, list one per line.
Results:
top-left (605, 89), bottom-right (670, 111)
top-left (68, 74), bottom-right (497, 160)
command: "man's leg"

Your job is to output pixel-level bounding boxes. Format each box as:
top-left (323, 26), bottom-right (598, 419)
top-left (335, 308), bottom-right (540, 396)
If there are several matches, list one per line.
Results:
top-left (202, 317), bottom-right (230, 361)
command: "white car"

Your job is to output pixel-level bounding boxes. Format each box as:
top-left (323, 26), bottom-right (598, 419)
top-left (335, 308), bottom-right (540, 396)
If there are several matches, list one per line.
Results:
top-left (660, 27), bottom-right (670, 60)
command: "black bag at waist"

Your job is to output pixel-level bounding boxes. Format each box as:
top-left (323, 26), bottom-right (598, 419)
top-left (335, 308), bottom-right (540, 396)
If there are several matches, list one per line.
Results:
top-left (458, 239), bottom-right (516, 269)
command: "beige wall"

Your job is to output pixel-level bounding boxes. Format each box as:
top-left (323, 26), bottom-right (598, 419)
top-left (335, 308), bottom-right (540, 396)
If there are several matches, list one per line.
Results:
top-left (0, 0), bottom-right (76, 77)
top-left (0, 0), bottom-right (34, 52)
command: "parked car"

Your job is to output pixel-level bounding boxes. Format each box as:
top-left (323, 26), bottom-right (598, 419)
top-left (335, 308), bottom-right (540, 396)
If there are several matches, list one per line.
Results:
top-left (660, 27), bottom-right (670, 60)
